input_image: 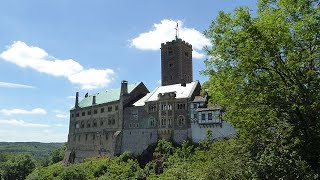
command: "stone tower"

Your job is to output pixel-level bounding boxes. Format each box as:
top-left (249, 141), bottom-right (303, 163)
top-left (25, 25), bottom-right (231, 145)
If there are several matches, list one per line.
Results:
top-left (161, 38), bottom-right (193, 86)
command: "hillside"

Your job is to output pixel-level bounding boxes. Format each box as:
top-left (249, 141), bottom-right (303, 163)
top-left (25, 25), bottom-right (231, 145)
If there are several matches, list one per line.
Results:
top-left (0, 142), bottom-right (64, 160)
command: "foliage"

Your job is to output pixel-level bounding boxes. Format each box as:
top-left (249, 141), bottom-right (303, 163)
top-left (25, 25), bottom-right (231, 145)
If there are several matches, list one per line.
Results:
top-left (0, 142), bottom-right (63, 160)
top-left (204, 0), bottom-right (320, 178)
top-left (25, 139), bottom-right (251, 180)
top-left (1, 154), bottom-right (36, 180)
top-left (50, 143), bottom-right (67, 164)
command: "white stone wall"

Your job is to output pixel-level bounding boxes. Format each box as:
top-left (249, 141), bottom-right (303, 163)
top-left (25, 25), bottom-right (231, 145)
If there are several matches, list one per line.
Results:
top-left (191, 121), bottom-right (236, 143)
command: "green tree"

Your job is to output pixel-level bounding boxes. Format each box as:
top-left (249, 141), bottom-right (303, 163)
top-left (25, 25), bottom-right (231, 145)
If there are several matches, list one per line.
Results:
top-left (1, 154), bottom-right (36, 179)
top-left (50, 143), bottom-right (67, 164)
top-left (204, 0), bottom-right (319, 178)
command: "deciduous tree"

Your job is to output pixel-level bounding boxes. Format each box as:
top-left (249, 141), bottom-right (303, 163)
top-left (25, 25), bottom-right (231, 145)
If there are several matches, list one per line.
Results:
top-left (204, 0), bottom-right (320, 177)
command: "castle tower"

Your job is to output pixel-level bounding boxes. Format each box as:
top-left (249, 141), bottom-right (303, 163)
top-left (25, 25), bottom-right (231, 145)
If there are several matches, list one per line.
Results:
top-left (161, 37), bottom-right (193, 86)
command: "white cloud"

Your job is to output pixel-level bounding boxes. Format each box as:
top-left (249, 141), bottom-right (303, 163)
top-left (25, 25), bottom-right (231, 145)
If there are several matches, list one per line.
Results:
top-left (67, 95), bottom-right (76, 99)
top-left (0, 119), bottom-right (49, 127)
top-left (0, 81), bottom-right (35, 88)
top-left (0, 108), bottom-right (47, 116)
top-left (56, 114), bottom-right (68, 118)
top-left (130, 19), bottom-right (211, 59)
top-left (0, 41), bottom-right (115, 90)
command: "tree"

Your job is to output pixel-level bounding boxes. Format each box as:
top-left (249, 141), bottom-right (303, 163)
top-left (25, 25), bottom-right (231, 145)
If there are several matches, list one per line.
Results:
top-left (50, 143), bottom-right (67, 164)
top-left (2, 154), bottom-right (36, 179)
top-left (204, 0), bottom-right (319, 177)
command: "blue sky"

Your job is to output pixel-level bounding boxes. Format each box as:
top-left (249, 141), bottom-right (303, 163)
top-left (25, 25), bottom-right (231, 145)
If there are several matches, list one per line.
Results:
top-left (0, 0), bottom-right (256, 142)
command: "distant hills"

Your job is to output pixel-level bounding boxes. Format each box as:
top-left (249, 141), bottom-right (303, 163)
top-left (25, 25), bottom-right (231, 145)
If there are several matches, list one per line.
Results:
top-left (0, 142), bottom-right (65, 160)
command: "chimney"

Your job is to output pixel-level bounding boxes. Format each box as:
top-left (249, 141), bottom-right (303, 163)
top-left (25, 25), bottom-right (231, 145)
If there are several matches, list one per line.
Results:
top-left (121, 80), bottom-right (128, 95)
top-left (75, 92), bottom-right (79, 108)
top-left (92, 95), bottom-right (96, 105)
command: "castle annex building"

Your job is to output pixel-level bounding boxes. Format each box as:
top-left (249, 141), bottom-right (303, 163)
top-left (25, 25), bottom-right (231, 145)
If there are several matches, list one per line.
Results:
top-left (64, 37), bottom-right (236, 164)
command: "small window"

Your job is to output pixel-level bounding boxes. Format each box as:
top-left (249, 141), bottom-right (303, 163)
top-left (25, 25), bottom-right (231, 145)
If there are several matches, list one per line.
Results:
top-left (88, 110), bottom-right (91, 115)
top-left (100, 121), bottom-right (104, 126)
top-left (149, 105), bottom-right (156, 112)
top-left (75, 123), bottom-right (79, 129)
top-left (129, 123), bottom-right (132, 128)
top-left (76, 113), bottom-right (79, 117)
top-left (208, 113), bottom-right (212, 120)
top-left (108, 106), bottom-right (112, 112)
top-left (185, 52), bottom-right (189, 57)
top-left (85, 134), bottom-right (88, 141)
top-left (93, 109), bottom-right (98, 114)
top-left (168, 47), bottom-right (173, 55)
top-left (92, 134), bottom-right (95, 140)
top-left (93, 121), bottom-right (97, 127)
top-left (161, 118), bottom-right (166, 126)
top-left (71, 114), bottom-right (74, 118)
top-left (87, 121), bottom-right (91, 128)
top-left (82, 112), bottom-right (85, 116)
top-left (178, 116), bottom-right (185, 126)
top-left (115, 105), bottom-right (118, 111)
top-left (81, 122), bottom-right (85, 128)
top-left (194, 113), bottom-right (198, 119)
top-left (202, 114), bottom-right (206, 120)
top-left (168, 119), bottom-right (172, 126)
top-left (177, 104), bottom-right (185, 110)
top-left (101, 108), bottom-right (105, 113)
top-left (136, 123), bottom-right (139, 128)
top-left (105, 134), bottom-right (108, 140)
top-left (193, 103), bottom-right (198, 109)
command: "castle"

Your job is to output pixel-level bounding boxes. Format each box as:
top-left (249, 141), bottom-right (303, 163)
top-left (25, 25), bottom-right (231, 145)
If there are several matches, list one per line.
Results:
top-left (63, 37), bottom-right (236, 164)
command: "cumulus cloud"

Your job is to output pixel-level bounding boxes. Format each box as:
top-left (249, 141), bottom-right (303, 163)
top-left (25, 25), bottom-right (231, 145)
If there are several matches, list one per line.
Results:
top-left (0, 119), bottom-right (49, 127)
top-left (130, 19), bottom-right (211, 59)
top-left (0, 108), bottom-right (47, 116)
top-left (0, 81), bottom-right (35, 88)
top-left (56, 114), bottom-right (68, 118)
top-left (0, 41), bottom-right (115, 90)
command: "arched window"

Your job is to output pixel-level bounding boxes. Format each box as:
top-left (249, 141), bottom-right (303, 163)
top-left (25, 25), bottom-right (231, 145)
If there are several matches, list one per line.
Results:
top-left (178, 115), bottom-right (185, 126)
top-left (150, 117), bottom-right (155, 127)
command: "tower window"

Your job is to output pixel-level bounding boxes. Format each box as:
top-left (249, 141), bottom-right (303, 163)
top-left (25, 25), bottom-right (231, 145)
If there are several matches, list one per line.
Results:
top-left (178, 116), bottom-right (185, 126)
top-left (185, 52), bottom-right (189, 57)
top-left (108, 106), bottom-right (112, 112)
top-left (169, 63), bottom-right (173, 67)
top-left (168, 47), bottom-right (173, 55)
